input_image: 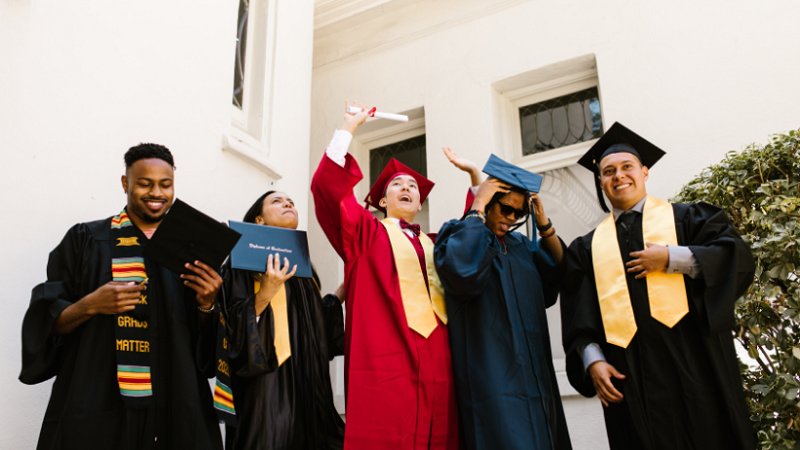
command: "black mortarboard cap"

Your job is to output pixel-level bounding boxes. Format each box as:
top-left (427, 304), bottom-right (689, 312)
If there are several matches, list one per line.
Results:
top-left (482, 154), bottom-right (543, 193)
top-left (576, 122), bottom-right (666, 213)
top-left (142, 199), bottom-right (242, 275)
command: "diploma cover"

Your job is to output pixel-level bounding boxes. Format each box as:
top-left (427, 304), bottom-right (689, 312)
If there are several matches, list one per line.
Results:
top-left (228, 221), bottom-right (313, 278)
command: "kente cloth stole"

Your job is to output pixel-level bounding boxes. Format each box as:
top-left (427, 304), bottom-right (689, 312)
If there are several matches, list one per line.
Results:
top-left (380, 218), bottom-right (447, 338)
top-left (213, 310), bottom-right (236, 426)
top-left (109, 209), bottom-right (153, 407)
top-left (591, 195), bottom-right (689, 348)
top-left (254, 280), bottom-right (291, 366)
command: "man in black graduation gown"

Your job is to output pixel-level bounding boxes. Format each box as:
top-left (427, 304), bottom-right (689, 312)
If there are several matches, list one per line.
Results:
top-left (560, 122), bottom-right (756, 450)
top-left (20, 143), bottom-right (224, 450)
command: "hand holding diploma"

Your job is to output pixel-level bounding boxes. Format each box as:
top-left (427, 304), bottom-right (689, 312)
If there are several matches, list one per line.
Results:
top-left (255, 253), bottom-right (297, 316)
top-left (346, 106), bottom-right (409, 122)
top-left (342, 100), bottom-right (371, 134)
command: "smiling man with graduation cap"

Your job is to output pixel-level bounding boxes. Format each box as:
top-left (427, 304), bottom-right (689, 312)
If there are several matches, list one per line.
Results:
top-left (559, 122), bottom-right (756, 450)
top-left (435, 154), bottom-right (572, 450)
top-left (311, 102), bottom-right (480, 450)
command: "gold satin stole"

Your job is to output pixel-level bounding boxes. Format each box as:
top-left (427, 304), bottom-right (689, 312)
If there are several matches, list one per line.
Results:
top-left (254, 280), bottom-right (291, 365)
top-left (591, 195), bottom-right (689, 348)
top-left (381, 218), bottom-right (447, 338)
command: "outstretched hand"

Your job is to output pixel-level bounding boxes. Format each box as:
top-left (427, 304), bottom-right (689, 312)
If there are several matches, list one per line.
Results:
top-left (627, 242), bottom-right (669, 279)
top-left (342, 100), bottom-right (371, 135)
top-left (587, 360), bottom-right (626, 407)
top-left (442, 147), bottom-right (480, 178)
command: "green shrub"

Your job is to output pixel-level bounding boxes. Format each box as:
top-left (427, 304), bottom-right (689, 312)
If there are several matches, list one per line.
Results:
top-left (672, 129), bottom-right (800, 449)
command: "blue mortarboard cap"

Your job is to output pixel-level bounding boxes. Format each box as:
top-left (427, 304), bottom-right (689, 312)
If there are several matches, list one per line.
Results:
top-left (482, 154), bottom-right (543, 193)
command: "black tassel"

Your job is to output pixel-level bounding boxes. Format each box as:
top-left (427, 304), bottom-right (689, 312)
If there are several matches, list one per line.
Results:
top-left (594, 173), bottom-right (610, 213)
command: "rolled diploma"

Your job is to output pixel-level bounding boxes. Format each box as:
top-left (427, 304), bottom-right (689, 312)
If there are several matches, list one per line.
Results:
top-left (346, 106), bottom-right (408, 122)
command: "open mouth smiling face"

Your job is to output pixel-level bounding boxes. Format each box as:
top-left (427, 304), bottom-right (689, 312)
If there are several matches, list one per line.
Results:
top-left (600, 152), bottom-right (649, 208)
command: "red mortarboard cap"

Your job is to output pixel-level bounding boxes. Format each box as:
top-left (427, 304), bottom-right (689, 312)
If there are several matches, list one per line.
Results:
top-left (364, 158), bottom-right (434, 214)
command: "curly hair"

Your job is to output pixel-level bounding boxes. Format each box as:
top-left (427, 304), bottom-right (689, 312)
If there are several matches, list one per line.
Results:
top-left (124, 143), bottom-right (175, 169)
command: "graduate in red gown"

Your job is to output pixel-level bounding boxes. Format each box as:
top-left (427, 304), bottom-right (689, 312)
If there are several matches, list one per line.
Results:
top-left (311, 102), bottom-right (479, 450)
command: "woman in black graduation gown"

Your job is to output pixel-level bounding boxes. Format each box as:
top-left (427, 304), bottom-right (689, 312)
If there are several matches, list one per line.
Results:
top-left (220, 191), bottom-right (345, 450)
top-left (434, 159), bottom-right (573, 450)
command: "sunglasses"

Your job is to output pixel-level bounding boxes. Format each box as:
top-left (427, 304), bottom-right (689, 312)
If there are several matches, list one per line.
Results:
top-left (497, 202), bottom-right (526, 220)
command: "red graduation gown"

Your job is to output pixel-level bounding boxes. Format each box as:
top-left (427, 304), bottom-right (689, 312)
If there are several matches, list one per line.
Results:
top-left (312, 153), bottom-right (459, 450)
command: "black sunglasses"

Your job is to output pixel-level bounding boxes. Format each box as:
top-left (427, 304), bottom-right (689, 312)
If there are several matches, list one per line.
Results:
top-left (497, 201), bottom-right (526, 220)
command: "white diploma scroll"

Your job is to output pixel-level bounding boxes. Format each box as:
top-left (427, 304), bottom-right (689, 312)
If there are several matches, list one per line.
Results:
top-left (346, 106), bottom-right (409, 122)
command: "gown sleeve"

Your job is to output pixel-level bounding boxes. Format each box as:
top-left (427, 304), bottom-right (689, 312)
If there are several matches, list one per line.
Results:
top-left (679, 202), bottom-right (756, 334)
top-left (321, 293), bottom-right (345, 359)
top-left (311, 153), bottom-right (383, 263)
top-left (222, 269), bottom-right (279, 378)
top-left (20, 224), bottom-right (89, 385)
top-left (434, 217), bottom-right (502, 299)
top-left (559, 234), bottom-right (604, 397)
top-left (192, 288), bottom-right (219, 378)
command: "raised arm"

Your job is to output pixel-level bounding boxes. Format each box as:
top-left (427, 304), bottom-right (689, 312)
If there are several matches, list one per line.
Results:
top-left (311, 101), bottom-right (383, 262)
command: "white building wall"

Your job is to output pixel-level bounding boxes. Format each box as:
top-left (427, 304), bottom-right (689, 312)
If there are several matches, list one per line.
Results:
top-left (307, 0), bottom-right (800, 447)
top-left (0, 0), bottom-right (315, 448)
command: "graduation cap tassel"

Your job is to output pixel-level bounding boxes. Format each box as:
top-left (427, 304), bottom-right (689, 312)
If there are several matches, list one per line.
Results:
top-left (594, 175), bottom-right (611, 213)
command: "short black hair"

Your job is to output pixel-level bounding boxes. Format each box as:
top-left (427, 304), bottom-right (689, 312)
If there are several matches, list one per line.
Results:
top-left (124, 143), bottom-right (175, 169)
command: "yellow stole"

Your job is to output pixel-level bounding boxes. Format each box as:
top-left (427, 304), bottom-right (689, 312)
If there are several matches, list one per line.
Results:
top-left (381, 218), bottom-right (447, 338)
top-left (591, 195), bottom-right (689, 348)
top-left (254, 280), bottom-right (291, 365)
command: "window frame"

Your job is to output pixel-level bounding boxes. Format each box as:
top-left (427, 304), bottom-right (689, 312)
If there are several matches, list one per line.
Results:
top-left (223, 0), bottom-right (281, 176)
top-left (490, 56), bottom-right (603, 174)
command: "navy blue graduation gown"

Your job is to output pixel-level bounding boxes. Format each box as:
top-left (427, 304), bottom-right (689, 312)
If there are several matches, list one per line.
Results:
top-left (434, 217), bottom-right (572, 450)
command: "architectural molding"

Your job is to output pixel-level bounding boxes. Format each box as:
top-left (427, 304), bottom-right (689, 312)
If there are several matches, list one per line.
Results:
top-left (313, 0), bottom-right (527, 71)
top-left (314, 0), bottom-right (424, 36)
top-left (490, 54), bottom-right (601, 165)
top-left (222, 132), bottom-right (283, 180)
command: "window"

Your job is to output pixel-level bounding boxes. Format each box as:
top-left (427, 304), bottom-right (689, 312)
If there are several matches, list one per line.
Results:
top-left (490, 54), bottom-right (603, 173)
top-left (519, 87), bottom-right (603, 156)
top-left (232, 0), bottom-right (249, 110)
top-left (222, 0), bottom-right (282, 178)
top-left (369, 135), bottom-right (427, 187)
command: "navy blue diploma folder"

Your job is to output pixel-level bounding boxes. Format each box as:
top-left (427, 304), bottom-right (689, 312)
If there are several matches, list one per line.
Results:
top-left (228, 221), bottom-right (313, 278)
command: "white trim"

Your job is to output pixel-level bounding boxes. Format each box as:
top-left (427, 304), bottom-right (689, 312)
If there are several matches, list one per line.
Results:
top-left (222, 133), bottom-right (283, 179)
top-left (313, 0), bottom-right (527, 71)
top-left (514, 139), bottom-right (597, 174)
top-left (490, 55), bottom-right (601, 170)
top-left (228, 0), bottom-right (279, 148)
top-left (509, 73), bottom-right (598, 108)
top-left (357, 117), bottom-right (426, 147)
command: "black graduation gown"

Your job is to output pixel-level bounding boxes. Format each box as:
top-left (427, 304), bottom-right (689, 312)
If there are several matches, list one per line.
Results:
top-left (221, 266), bottom-right (345, 450)
top-left (434, 218), bottom-right (573, 450)
top-left (19, 218), bottom-right (223, 450)
top-left (560, 202), bottom-right (756, 450)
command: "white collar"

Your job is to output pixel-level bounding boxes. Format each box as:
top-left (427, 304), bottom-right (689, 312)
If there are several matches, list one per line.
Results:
top-left (612, 195), bottom-right (647, 222)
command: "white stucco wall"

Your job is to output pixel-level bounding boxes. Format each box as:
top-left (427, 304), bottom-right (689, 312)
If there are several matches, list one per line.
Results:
top-left (307, 0), bottom-right (800, 447)
top-left (0, 0), bottom-right (315, 447)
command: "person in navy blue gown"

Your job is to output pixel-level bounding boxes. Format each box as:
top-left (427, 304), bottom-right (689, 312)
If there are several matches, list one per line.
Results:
top-left (434, 159), bottom-right (572, 450)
